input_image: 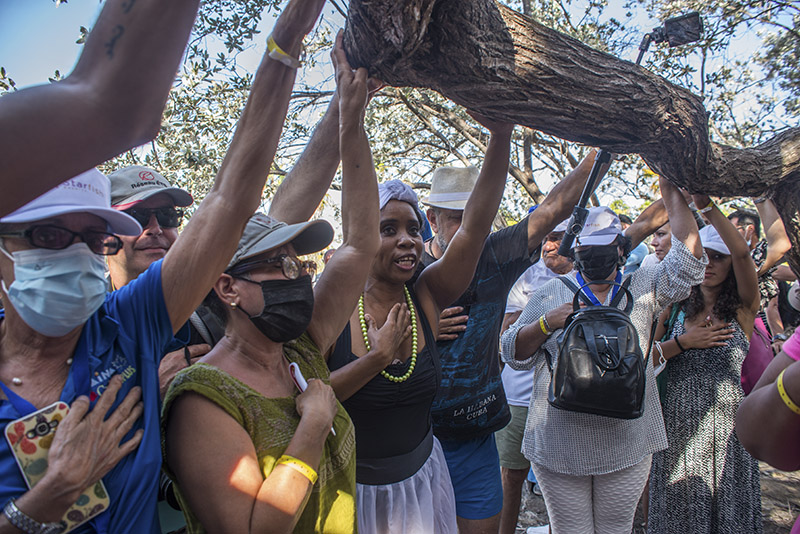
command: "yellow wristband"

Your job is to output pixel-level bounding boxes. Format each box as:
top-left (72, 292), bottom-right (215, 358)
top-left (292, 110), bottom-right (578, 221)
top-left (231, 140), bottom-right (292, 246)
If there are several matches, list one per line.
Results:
top-left (698, 200), bottom-right (715, 214)
top-left (539, 315), bottom-right (553, 336)
top-left (277, 455), bottom-right (318, 484)
top-left (267, 35), bottom-right (302, 69)
top-left (777, 370), bottom-right (800, 416)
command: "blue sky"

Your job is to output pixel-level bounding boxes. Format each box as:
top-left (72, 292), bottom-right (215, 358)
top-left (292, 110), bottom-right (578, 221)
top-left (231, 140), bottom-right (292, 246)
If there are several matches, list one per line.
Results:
top-left (0, 1), bottom-right (343, 91)
top-left (0, 1), bottom-right (103, 88)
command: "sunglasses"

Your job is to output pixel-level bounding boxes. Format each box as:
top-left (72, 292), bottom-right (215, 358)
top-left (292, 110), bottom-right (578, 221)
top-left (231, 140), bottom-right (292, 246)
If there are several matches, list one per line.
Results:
top-left (124, 207), bottom-right (184, 228)
top-left (0, 224), bottom-right (123, 255)
top-left (229, 254), bottom-right (317, 280)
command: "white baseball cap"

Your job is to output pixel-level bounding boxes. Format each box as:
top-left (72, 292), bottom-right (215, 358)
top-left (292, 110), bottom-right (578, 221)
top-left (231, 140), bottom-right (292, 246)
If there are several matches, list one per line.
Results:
top-left (553, 219), bottom-right (569, 233)
top-left (574, 207), bottom-right (623, 247)
top-left (699, 225), bottom-right (730, 255)
top-left (1, 169), bottom-right (142, 236)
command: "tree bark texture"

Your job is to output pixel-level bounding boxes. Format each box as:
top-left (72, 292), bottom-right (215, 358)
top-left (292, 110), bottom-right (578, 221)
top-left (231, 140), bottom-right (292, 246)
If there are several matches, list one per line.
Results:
top-left (343, 0), bottom-right (800, 274)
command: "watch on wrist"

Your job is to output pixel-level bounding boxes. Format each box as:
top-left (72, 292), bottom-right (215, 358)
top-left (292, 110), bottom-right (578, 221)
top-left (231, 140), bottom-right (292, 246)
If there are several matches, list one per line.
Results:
top-left (3, 499), bottom-right (66, 534)
top-left (774, 333), bottom-right (789, 342)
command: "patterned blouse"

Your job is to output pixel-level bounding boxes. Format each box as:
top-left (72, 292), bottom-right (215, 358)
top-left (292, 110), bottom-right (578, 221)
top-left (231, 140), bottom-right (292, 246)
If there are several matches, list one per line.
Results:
top-left (751, 239), bottom-right (779, 310)
top-left (501, 236), bottom-right (706, 475)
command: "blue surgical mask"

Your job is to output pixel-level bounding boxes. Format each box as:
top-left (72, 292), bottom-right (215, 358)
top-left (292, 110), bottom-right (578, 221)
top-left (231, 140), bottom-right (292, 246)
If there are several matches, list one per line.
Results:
top-left (0, 242), bottom-right (109, 337)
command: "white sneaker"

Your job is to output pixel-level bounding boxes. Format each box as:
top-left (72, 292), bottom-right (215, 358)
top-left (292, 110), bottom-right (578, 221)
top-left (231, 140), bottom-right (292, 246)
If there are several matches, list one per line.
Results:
top-left (526, 526), bottom-right (550, 534)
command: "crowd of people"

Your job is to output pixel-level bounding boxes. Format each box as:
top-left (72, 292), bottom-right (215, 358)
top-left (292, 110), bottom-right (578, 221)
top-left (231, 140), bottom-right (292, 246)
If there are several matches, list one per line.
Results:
top-left (1, 1), bottom-right (798, 533)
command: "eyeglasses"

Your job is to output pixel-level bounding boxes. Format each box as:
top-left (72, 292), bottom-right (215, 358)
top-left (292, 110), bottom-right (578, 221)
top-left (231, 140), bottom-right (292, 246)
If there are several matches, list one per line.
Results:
top-left (229, 254), bottom-right (317, 280)
top-left (0, 224), bottom-right (123, 255)
top-left (123, 207), bottom-right (184, 229)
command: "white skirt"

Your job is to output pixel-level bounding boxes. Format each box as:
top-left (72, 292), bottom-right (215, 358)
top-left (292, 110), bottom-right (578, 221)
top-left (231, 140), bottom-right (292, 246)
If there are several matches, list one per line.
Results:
top-left (356, 437), bottom-right (458, 534)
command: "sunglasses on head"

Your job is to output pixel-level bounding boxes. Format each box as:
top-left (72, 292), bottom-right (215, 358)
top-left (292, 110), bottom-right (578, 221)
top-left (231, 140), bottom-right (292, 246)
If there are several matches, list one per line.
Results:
top-left (0, 224), bottom-right (123, 255)
top-left (229, 254), bottom-right (317, 280)
top-left (124, 207), bottom-right (184, 228)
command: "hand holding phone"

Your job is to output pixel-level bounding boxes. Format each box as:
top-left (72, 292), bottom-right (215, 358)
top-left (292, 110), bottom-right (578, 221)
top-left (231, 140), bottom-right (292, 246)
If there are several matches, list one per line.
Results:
top-left (289, 363), bottom-right (336, 437)
top-left (5, 402), bottom-right (109, 532)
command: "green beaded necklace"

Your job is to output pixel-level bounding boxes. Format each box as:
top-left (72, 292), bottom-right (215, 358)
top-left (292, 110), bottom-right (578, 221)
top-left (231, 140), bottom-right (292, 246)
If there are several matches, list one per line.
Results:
top-left (358, 285), bottom-right (418, 383)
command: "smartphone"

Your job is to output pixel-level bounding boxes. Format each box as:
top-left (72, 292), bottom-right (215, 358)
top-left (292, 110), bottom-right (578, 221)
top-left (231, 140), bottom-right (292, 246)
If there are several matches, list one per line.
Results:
top-left (5, 401), bottom-right (109, 533)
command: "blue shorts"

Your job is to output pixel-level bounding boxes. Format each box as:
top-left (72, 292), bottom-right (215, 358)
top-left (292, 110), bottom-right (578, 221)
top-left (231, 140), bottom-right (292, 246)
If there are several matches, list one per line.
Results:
top-left (439, 434), bottom-right (503, 519)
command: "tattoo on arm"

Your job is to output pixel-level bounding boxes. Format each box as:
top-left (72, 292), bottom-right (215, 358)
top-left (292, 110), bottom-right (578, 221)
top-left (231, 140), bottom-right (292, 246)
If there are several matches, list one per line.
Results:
top-left (105, 25), bottom-right (125, 58)
top-left (121, 0), bottom-right (137, 13)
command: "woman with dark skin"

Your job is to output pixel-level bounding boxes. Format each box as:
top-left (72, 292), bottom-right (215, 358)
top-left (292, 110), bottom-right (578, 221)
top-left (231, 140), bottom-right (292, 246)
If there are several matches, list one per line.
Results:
top-left (326, 113), bottom-right (514, 533)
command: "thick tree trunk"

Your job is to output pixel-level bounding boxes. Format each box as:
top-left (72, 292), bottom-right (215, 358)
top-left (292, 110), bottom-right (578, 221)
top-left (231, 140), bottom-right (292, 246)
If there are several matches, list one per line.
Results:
top-left (343, 0), bottom-right (800, 273)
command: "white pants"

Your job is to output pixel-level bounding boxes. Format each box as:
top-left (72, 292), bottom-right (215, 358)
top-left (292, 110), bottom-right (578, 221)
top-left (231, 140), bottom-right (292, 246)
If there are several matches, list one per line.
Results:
top-left (532, 455), bottom-right (651, 534)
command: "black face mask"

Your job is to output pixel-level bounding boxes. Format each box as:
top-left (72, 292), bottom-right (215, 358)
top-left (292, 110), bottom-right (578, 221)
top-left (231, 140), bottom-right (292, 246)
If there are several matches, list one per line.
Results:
top-left (237, 275), bottom-right (315, 343)
top-left (574, 245), bottom-right (621, 282)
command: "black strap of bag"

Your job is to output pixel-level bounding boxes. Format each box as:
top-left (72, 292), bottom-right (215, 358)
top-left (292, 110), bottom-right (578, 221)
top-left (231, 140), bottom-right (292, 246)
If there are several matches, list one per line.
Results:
top-left (556, 275), bottom-right (654, 368)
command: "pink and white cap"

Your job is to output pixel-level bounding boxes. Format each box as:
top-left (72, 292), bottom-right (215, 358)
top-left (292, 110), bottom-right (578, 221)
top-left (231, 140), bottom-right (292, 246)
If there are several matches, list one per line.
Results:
top-left (1, 169), bottom-right (142, 236)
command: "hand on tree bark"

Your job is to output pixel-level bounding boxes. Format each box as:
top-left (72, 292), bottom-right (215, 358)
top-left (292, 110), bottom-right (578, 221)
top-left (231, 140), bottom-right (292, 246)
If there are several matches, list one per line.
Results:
top-left (467, 110), bottom-right (514, 137)
top-left (333, 31), bottom-right (369, 122)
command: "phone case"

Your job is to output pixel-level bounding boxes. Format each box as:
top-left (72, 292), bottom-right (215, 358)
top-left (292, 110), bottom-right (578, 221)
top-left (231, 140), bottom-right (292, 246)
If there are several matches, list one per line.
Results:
top-left (5, 401), bottom-right (109, 533)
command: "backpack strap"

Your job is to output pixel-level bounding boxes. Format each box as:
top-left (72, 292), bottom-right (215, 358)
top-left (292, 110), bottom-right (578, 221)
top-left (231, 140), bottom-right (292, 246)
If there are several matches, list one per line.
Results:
top-left (609, 275), bottom-right (632, 308)
top-left (558, 276), bottom-right (593, 306)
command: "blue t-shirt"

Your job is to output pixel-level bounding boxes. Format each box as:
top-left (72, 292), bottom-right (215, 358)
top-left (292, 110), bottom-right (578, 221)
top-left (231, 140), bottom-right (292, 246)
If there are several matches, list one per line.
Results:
top-left (0, 260), bottom-right (175, 534)
top-left (624, 241), bottom-right (650, 274)
top-left (420, 218), bottom-right (537, 440)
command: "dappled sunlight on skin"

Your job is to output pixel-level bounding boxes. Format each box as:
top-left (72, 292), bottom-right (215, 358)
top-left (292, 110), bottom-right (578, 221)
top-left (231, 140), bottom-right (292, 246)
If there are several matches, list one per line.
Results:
top-left (227, 455), bottom-right (355, 531)
top-left (229, 455), bottom-right (262, 494)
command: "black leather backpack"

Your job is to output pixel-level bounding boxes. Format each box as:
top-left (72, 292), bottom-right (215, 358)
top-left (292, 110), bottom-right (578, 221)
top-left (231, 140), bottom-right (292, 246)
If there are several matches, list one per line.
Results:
top-left (546, 275), bottom-right (651, 419)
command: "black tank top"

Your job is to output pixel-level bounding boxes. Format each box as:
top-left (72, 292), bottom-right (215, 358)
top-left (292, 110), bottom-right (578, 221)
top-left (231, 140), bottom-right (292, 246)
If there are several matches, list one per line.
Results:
top-left (328, 287), bottom-right (441, 461)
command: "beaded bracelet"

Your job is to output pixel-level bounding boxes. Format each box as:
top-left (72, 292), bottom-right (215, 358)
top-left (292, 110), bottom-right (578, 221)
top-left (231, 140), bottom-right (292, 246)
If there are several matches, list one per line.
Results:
top-left (277, 455), bottom-right (318, 485)
top-left (539, 315), bottom-right (553, 336)
top-left (777, 370), bottom-right (800, 416)
top-left (267, 35), bottom-right (302, 69)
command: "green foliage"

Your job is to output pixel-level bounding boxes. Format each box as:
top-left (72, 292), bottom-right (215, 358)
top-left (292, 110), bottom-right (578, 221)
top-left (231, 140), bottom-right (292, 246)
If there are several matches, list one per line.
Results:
top-left (4, 0), bottom-right (795, 219)
top-left (0, 67), bottom-right (16, 92)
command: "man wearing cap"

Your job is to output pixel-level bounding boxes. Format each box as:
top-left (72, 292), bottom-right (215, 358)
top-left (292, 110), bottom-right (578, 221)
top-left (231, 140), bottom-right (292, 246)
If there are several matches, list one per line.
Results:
top-left (105, 166), bottom-right (220, 403)
top-left (418, 150), bottom-right (608, 533)
top-left (107, 166), bottom-right (193, 291)
top-left (0, 0), bottom-right (327, 531)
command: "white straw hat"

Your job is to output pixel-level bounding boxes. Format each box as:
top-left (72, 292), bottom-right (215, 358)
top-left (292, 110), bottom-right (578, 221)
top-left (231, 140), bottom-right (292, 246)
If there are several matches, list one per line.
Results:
top-left (422, 167), bottom-right (479, 210)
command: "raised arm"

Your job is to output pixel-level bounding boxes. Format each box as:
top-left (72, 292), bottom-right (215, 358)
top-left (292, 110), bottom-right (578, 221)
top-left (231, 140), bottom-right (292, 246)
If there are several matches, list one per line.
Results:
top-left (625, 199), bottom-right (668, 248)
top-left (161, 0), bottom-right (326, 332)
top-left (737, 350), bottom-right (800, 471)
top-left (693, 193), bottom-right (760, 320)
top-left (662, 179), bottom-right (702, 257)
top-left (307, 32), bottom-right (380, 354)
top-left (416, 115), bottom-right (513, 311)
top-left (268, 92), bottom-right (341, 224)
top-left (526, 149), bottom-right (611, 253)
top-left (0, 0), bottom-right (201, 216)
top-left (754, 198), bottom-right (791, 276)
